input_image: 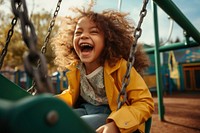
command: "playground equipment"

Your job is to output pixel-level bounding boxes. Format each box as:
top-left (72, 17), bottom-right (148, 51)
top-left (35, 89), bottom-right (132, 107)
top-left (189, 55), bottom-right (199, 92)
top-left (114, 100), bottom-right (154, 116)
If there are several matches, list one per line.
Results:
top-left (0, 0), bottom-right (153, 132)
top-left (150, 0), bottom-right (200, 121)
top-left (0, 74), bottom-right (95, 133)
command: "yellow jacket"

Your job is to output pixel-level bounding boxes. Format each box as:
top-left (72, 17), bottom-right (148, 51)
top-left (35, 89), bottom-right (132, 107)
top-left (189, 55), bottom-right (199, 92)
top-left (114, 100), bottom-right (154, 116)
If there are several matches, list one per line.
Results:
top-left (56, 58), bottom-right (154, 133)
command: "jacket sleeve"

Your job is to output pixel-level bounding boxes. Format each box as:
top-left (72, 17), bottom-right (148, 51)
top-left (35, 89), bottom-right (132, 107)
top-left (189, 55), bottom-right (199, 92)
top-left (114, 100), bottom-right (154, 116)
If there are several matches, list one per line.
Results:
top-left (55, 66), bottom-right (80, 107)
top-left (107, 66), bottom-right (154, 133)
top-left (55, 89), bottom-right (73, 107)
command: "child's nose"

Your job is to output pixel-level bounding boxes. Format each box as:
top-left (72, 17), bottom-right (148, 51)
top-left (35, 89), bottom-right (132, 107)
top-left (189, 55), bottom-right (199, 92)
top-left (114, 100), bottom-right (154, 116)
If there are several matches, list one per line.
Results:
top-left (80, 32), bottom-right (89, 39)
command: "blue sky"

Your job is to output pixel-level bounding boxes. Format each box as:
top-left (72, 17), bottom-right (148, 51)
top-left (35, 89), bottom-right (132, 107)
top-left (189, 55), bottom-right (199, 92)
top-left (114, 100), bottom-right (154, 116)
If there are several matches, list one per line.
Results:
top-left (2, 0), bottom-right (200, 45)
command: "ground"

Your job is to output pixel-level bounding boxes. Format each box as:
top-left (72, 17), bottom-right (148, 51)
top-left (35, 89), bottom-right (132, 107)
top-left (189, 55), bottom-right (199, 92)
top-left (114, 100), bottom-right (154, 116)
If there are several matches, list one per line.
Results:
top-left (151, 91), bottom-right (200, 133)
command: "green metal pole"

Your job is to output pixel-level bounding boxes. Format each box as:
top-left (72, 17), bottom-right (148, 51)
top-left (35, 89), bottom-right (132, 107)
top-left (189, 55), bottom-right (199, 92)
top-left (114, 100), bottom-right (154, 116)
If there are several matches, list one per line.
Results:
top-left (152, 2), bottom-right (165, 121)
top-left (153, 0), bottom-right (200, 44)
top-left (145, 41), bottom-right (200, 54)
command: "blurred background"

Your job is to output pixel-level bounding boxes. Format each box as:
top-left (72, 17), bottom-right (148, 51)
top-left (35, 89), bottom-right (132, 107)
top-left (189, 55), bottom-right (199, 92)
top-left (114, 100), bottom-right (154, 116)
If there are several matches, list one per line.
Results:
top-left (0, 1), bottom-right (200, 132)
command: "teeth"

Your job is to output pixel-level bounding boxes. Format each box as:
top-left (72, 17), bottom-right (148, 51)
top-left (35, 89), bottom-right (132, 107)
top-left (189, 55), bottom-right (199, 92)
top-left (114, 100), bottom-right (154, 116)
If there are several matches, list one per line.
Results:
top-left (79, 43), bottom-right (94, 51)
top-left (80, 43), bottom-right (92, 47)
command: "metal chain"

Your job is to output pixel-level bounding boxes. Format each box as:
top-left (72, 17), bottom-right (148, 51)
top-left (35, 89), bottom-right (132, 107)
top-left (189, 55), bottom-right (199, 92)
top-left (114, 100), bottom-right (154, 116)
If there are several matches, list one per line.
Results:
top-left (41, 0), bottom-right (62, 54)
top-left (0, 3), bottom-right (21, 70)
top-left (11, 0), bottom-right (54, 94)
top-left (28, 0), bottom-right (62, 94)
top-left (117, 0), bottom-right (149, 110)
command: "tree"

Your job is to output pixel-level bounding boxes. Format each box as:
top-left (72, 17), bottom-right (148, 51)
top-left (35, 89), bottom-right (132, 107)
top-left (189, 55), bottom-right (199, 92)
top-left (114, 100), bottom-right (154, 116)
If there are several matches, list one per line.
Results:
top-left (0, 8), bottom-right (58, 74)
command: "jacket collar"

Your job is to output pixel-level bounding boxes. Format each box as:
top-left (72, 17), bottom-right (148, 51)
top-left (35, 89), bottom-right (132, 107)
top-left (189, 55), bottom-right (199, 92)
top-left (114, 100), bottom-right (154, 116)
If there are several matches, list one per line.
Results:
top-left (104, 58), bottom-right (123, 74)
top-left (67, 58), bottom-right (123, 74)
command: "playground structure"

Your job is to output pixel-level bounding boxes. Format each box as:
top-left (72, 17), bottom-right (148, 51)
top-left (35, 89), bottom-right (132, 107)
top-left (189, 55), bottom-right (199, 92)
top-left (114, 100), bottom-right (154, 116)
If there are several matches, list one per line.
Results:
top-left (0, 0), bottom-right (200, 132)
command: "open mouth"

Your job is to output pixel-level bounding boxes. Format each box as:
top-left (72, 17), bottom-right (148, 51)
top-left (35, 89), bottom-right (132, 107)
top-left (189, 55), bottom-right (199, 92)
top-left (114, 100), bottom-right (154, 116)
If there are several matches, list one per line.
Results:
top-left (80, 44), bottom-right (94, 52)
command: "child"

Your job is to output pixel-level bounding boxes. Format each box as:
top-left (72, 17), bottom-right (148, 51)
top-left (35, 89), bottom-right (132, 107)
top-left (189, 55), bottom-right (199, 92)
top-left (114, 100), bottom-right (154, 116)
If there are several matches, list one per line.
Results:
top-left (51, 3), bottom-right (154, 133)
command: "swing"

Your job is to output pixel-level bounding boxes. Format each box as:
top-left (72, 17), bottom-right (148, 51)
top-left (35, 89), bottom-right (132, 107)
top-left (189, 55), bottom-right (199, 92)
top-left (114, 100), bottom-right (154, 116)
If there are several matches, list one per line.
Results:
top-left (0, 0), bottom-right (151, 132)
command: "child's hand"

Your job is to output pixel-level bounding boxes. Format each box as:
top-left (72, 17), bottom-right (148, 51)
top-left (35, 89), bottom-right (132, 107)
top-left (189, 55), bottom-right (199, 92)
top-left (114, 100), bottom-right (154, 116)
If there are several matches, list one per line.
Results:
top-left (96, 121), bottom-right (120, 133)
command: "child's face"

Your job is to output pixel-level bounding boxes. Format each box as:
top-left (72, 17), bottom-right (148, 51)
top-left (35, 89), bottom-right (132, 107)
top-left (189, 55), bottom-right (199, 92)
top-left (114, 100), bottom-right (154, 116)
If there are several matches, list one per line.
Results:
top-left (73, 17), bottom-right (105, 67)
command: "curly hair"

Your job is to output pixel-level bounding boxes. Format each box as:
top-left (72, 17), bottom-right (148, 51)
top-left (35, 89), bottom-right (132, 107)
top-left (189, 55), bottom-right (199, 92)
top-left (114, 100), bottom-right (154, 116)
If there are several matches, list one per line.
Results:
top-left (51, 3), bottom-right (149, 74)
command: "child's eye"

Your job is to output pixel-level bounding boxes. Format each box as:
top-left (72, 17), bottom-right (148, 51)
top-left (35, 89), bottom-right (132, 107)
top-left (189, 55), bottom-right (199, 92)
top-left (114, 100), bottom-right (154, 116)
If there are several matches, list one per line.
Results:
top-left (90, 29), bottom-right (99, 34)
top-left (74, 31), bottom-right (82, 35)
top-left (91, 31), bottom-right (98, 34)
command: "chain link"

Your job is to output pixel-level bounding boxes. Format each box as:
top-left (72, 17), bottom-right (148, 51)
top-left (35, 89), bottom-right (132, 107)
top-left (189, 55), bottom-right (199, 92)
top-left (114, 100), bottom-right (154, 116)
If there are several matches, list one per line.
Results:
top-left (41, 0), bottom-right (62, 54)
top-left (11, 0), bottom-right (54, 94)
top-left (117, 0), bottom-right (149, 110)
top-left (0, 3), bottom-right (21, 69)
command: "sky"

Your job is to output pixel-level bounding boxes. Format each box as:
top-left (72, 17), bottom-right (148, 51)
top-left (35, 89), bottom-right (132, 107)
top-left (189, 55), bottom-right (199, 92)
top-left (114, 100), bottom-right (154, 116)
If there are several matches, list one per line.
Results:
top-left (1, 0), bottom-right (200, 45)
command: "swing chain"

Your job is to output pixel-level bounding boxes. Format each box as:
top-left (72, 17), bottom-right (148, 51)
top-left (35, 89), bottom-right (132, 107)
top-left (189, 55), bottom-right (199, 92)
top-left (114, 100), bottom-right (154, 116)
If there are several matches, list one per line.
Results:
top-left (11, 0), bottom-right (54, 94)
top-left (117, 0), bottom-right (149, 110)
top-left (0, 3), bottom-right (21, 69)
top-left (28, 0), bottom-right (62, 94)
top-left (41, 0), bottom-right (62, 54)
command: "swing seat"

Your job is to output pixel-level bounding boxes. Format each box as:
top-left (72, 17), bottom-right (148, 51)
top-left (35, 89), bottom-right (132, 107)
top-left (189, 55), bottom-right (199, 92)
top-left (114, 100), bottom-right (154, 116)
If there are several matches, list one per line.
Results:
top-left (0, 74), bottom-right (31, 101)
top-left (145, 117), bottom-right (152, 133)
top-left (0, 74), bottom-right (94, 133)
top-left (0, 94), bottom-right (95, 133)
